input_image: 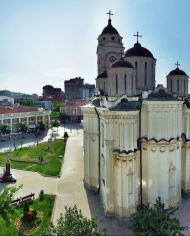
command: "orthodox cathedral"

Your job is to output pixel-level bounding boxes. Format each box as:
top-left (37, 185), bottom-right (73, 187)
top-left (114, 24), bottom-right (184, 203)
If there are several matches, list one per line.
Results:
top-left (81, 12), bottom-right (190, 218)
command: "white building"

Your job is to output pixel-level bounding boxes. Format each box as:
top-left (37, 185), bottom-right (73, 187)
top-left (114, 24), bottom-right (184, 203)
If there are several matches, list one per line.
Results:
top-left (0, 106), bottom-right (50, 133)
top-left (0, 96), bottom-right (14, 106)
top-left (81, 13), bottom-right (190, 218)
top-left (37, 99), bottom-right (53, 110)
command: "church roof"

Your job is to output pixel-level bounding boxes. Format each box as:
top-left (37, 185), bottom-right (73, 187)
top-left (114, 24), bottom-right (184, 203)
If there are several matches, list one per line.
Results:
top-left (101, 19), bottom-right (119, 35)
top-left (87, 97), bottom-right (101, 107)
top-left (147, 86), bottom-right (179, 101)
top-left (109, 98), bottom-right (139, 111)
top-left (168, 67), bottom-right (187, 76)
top-left (97, 70), bottom-right (107, 79)
top-left (125, 43), bottom-right (154, 58)
top-left (111, 58), bottom-right (134, 69)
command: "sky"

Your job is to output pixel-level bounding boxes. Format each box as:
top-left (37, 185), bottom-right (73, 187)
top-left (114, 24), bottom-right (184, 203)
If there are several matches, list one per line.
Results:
top-left (0, 0), bottom-right (190, 96)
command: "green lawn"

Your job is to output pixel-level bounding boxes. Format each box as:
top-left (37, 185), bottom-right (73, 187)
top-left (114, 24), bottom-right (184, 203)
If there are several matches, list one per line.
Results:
top-left (0, 194), bottom-right (56, 236)
top-left (0, 139), bottom-right (66, 177)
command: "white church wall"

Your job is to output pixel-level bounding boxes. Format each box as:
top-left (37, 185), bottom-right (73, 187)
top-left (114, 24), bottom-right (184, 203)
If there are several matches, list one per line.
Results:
top-left (141, 101), bottom-right (183, 140)
top-left (181, 105), bottom-right (190, 192)
top-left (141, 139), bottom-right (181, 208)
top-left (126, 57), bottom-right (156, 91)
top-left (82, 106), bottom-right (100, 191)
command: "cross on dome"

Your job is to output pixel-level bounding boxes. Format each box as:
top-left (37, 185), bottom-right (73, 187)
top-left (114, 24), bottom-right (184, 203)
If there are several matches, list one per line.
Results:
top-left (175, 61), bottom-right (180, 68)
top-left (133, 31), bottom-right (142, 43)
top-left (107, 10), bottom-right (113, 20)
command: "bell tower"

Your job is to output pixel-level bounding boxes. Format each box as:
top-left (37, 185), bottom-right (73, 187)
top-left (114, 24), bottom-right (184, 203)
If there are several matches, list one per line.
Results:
top-left (97, 11), bottom-right (125, 75)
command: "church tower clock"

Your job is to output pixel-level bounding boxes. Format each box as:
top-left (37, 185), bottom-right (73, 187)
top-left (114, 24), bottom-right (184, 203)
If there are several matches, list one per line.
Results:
top-left (97, 11), bottom-right (125, 75)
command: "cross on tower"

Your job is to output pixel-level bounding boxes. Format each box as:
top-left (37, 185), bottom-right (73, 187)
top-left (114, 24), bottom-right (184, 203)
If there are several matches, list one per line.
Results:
top-left (133, 31), bottom-right (142, 43)
top-left (175, 61), bottom-right (180, 68)
top-left (118, 50), bottom-right (123, 58)
top-left (107, 10), bottom-right (113, 20)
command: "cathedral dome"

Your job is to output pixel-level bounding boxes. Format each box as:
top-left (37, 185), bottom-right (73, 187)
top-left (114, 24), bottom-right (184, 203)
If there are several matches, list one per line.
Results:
top-left (97, 70), bottom-right (107, 78)
top-left (168, 67), bottom-right (187, 76)
top-left (101, 19), bottom-right (119, 35)
top-left (111, 58), bottom-right (133, 68)
top-left (125, 43), bottom-right (154, 58)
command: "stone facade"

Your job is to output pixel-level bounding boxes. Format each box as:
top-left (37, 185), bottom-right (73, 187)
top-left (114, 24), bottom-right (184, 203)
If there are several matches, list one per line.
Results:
top-left (82, 13), bottom-right (190, 218)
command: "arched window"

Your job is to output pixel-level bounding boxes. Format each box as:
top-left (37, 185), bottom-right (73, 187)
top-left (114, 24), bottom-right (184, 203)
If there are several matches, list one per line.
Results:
top-left (135, 62), bottom-right (138, 86)
top-left (177, 80), bottom-right (179, 92)
top-left (128, 168), bottom-right (134, 194)
top-left (144, 62), bottom-right (147, 86)
top-left (124, 74), bottom-right (127, 93)
top-left (169, 162), bottom-right (176, 189)
top-left (116, 74), bottom-right (118, 94)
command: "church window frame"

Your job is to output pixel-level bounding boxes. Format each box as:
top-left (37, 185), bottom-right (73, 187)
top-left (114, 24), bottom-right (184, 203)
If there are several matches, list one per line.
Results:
top-left (116, 74), bottom-right (118, 94)
top-left (101, 123), bottom-right (105, 148)
top-left (127, 168), bottom-right (134, 195)
top-left (184, 80), bottom-right (185, 95)
top-left (135, 61), bottom-right (138, 86)
top-left (124, 74), bottom-right (127, 93)
top-left (177, 80), bottom-right (179, 92)
top-left (144, 62), bottom-right (147, 86)
top-left (169, 162), bottom-right (176, 189)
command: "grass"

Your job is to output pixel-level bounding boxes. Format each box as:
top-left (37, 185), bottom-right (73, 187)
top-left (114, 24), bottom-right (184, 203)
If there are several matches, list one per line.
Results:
top-left (0, 139), bottom-right (66, 177)
top-left (0, 194), bottom-right (56, 236)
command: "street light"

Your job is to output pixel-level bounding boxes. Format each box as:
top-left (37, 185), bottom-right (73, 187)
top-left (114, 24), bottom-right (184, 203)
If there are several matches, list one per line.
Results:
top-left (13, 135), bottom-right (17, 149)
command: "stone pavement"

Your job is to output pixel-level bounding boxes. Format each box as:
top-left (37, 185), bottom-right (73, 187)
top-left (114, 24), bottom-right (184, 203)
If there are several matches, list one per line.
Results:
top-left (0, 124), bottom-right (190, 235)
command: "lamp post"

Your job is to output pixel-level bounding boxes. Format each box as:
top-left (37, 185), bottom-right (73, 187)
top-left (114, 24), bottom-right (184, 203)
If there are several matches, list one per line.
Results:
top-left (13, 135), bottom-right (17, 149)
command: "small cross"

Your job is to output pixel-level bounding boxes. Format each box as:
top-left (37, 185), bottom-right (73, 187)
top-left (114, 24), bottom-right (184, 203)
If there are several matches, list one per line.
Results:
top-left (175, 61), bottom-right (180, 68)
top-left (107, 10), bottom-right (113, 20)
top-left (133, 31), bottom-right (142, 43)
top-left (118, 50), bottom-right (123, 58)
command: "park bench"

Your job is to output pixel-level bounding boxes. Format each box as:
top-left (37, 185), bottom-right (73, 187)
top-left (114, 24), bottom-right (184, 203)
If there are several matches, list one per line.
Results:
top-left (11, 193), bottom-right (35, 206)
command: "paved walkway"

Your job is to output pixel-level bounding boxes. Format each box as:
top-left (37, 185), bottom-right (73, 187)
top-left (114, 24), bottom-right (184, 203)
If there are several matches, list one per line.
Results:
top-left (0, 124), bottom-right (190, 235)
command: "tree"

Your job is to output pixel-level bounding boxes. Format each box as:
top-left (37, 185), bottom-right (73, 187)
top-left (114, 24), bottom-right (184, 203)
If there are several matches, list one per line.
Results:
top-left (41, 205), bottom-right (106, 236)
top-left (36, 121), bottom-right (46, 133)
top-left (51, 119), bottom-right (60, 128)
top-left (18, 121), bottom-right (28, 133)
top-left (0, 185), bottom-right (23, 225)
top-left (22, 98), bottom-right (36, 107)
top-left (130, 197), bottom-right (186, 236)
top-left (0, 123), bottom-right (11, 135)
top-left (52, 102), bottom-right (65, 112)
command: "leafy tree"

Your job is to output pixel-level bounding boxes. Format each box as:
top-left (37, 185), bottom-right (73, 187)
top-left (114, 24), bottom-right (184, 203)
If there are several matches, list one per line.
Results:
top-left (41, 205), bottom-right (106, 236)
top-left (130, 197), bottom-right (186, 236)
top-left (52, 102), bottom-right (65, 112)
top-left (51, 111), bottom-right (61, 120)
top-left (0, 123), bottom-right (11, 134)
top-left (22, 98), bottom-right (36, 107)
top-left (0, 185), bottom-right (23, 225)
top-left (18, 121), bottom-right (28, 133)
top-left (36, 121), bottom-right (46, 133)
top-left (51, 119), bottom-right (60, 128)
top-left (51, 103), bottom-right (66, 122)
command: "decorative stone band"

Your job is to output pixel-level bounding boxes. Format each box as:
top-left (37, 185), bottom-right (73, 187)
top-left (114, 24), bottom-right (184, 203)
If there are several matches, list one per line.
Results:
top-left (113, 150), bottom-right (139, 164)
top-left (141, 137), bottom-right (182, 153)
top-left (83, 132), bottom-right (99, 140)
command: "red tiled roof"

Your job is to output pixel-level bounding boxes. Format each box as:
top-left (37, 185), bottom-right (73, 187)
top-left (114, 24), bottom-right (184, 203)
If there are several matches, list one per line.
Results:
top-left (0, 107), bottom-right (39, 114)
